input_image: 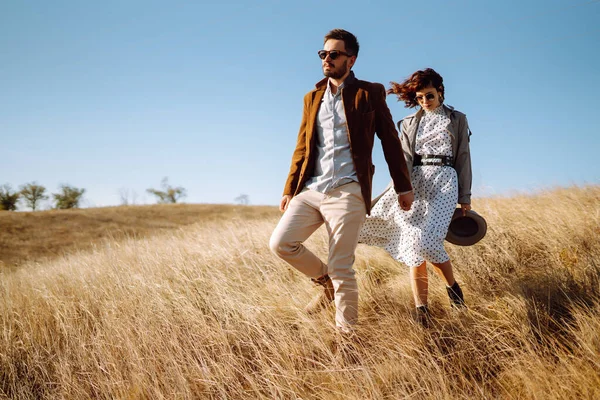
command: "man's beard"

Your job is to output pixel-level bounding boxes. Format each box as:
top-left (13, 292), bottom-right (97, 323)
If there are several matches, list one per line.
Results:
top-left (323, 59), bottom-right (348, 79)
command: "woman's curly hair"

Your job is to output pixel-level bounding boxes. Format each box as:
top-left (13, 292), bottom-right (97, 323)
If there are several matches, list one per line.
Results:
top-left (388, 68), bottom-right (445, 108)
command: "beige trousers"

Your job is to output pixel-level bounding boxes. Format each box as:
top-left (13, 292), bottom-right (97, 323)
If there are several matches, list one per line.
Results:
top-left (269, 182), bottom-right (366, 331)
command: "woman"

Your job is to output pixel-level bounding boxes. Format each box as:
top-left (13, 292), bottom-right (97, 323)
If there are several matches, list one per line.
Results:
top-left (359, 68), bottom-right (472, 323)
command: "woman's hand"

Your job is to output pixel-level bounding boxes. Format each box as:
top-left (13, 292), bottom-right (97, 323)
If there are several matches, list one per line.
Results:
top-left (279, 195), bottom-right (292, 212)
top-left (460, 203), bottom-right (471, 216)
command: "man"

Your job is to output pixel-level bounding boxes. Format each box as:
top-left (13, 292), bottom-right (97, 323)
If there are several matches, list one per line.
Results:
top-left (269, 29), bottom-right (414, 333)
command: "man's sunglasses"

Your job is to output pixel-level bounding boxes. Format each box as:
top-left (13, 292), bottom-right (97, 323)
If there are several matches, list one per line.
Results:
top-left (415, 93), bottom-right (436, 102)
top-left (318, 50), bottom-right (352, 60)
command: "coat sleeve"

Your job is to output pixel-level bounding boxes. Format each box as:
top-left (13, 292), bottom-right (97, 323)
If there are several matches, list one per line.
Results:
top-left (373, 84), bottom-right (412, 194)
top-left (455, 114), bottom-right (472, 204)
top-left (282, 94), bottom-right (310, 196)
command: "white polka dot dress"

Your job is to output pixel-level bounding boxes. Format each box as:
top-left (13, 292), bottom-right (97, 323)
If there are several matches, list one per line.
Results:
top-left (359, 105), bottom-right (458, 267)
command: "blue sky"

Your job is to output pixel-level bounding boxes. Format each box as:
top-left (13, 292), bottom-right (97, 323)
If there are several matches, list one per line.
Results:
top-left (2, 0), bottom-right (599, 208)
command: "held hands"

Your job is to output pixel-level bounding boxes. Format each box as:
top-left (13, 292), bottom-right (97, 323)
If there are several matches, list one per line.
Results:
top-left (397, 191), bottom-right (414, 211)
top-left (282, 192), bottom-right (418, 212)
top-left (279, 195), bottom-right (292, 212)
top-left (460, 203), bottom-right (472, 216)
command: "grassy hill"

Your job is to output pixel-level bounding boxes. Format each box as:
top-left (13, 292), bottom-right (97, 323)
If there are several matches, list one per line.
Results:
top-left (0, 203), bottom-right (280, 268)
top-left (0, 187), bottom-right (599, 399)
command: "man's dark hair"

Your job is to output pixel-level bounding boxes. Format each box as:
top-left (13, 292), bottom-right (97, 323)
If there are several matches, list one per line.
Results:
top-left (324, 29), bottom-right (359, 57)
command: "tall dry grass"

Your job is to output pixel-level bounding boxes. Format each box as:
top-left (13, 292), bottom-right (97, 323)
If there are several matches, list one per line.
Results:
top-left (0, 203), bottom-right (279, 268)
top-left (0, 186), bottom-right (599, 399)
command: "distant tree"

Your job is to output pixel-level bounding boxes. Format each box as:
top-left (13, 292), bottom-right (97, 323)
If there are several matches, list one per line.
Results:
top-left (118, 187), bottom-right (138, 206)
top-left (20, 182), bottom-right (49, 211)
top-left (146, 177), bottom-right (187, 204)
top-left (234, 194), bottom-right (250, 205)
top-left (0, 184), bottom-right (20, 211)
top-left (53, 184), bottom-right (86, 209)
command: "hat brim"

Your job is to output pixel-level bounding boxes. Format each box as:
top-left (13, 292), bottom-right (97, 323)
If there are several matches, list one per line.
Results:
top-left (445, 208), bottom-right (487, 246)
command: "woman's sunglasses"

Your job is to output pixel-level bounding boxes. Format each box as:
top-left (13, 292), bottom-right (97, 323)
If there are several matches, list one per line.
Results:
top-left (415, 93), bottom-right (436, 102)
top-left (318, 50), bottom-right (352, 60)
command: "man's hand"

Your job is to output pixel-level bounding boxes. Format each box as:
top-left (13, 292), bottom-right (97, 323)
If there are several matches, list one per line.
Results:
top-left (279, 195), bottom-right (292, 212)
top-left (460, 203), bottom-right (471, 216)
top-left (397, 191), bottom-right (414, 211)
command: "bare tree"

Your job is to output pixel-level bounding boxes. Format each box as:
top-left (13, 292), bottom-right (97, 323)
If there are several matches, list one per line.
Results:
top-left (118, 187), bottom-right (139, 206)
top-left (146, 177), bottom-right (187, 204)
top-left (234, 194), bottom-right (250, 205)
top-left (53, 184), bottom-right (85, 209)
top-left (20, 182), bottom-right (49, 211)
top-left (0, 184), bottom-right (20, 211)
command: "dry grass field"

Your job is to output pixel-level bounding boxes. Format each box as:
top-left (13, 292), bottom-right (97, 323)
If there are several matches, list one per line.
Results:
top-left (0, 204), bottom-right (279, 269)
top-left (0, 186), bottom-right (599, 399)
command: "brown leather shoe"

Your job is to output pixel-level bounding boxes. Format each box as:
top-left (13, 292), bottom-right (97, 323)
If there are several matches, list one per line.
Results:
top-left (304, 275), bottom-right (335, 314)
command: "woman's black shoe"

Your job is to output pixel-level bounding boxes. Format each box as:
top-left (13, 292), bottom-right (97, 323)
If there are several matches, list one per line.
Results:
top-left (416, 305), bottom-right (431, 327)
top-left (446, 281), bottom-right (466, 308)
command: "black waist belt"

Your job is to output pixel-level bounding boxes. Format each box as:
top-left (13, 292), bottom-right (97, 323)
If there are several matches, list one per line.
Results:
top-left (414, 154), bottom-right (453, 167)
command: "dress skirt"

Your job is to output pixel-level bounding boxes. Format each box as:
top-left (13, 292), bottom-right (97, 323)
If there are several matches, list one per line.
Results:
top-left (359, 165), bottom-right (458, 267)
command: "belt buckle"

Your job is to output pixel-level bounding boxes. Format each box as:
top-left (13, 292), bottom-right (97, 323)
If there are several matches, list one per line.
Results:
top-left (423, 157), bottom-right (442, 166)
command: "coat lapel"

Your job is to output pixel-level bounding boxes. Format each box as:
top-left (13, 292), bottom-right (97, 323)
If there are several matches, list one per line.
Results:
top-left (443, 104), bottom-right (457, 140)
top-left (306, 89), bottom-right (325, 148)
top-left (407, 110), bottom-right (422, 154)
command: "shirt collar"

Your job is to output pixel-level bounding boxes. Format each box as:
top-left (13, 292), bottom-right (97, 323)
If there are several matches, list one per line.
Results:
top-left (327, 79), bottom-right (345, 96)
top-left (425, 104), bottom-right (445, 115)
top-left (412, 103), bottom-right (454, 122)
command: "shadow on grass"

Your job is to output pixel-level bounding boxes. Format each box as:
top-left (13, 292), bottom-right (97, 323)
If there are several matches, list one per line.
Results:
top-left (516, 257), bottom-right (600, 352)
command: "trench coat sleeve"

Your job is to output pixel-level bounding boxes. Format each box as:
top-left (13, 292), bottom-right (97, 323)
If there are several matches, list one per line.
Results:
top-left (373, 84), bottom-right (412, 194)
top-left (282, 95), bottom-right (310, 196)
top-left (456, 115), bottom-right (472, 204)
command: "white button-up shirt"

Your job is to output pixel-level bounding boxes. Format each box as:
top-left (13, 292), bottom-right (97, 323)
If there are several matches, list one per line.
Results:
top-left (306, 80), bottom-right (357, 193)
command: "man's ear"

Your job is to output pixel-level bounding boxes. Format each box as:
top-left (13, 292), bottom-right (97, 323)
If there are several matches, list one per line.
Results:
top-left (349, 55), bottom-right (357, 69)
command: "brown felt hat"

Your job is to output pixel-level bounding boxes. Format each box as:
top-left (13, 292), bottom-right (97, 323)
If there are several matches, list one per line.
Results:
top-left (445, 208), bottom-right (487, 246)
